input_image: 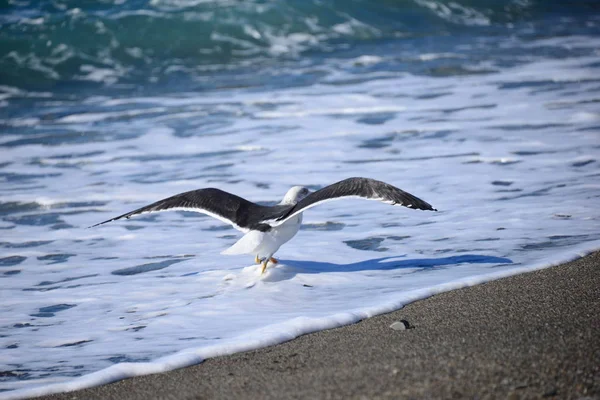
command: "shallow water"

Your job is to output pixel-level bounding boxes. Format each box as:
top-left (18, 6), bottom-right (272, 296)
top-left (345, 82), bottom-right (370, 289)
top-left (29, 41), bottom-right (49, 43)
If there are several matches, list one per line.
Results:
top-left (1, 1), bottom-right (600, 398)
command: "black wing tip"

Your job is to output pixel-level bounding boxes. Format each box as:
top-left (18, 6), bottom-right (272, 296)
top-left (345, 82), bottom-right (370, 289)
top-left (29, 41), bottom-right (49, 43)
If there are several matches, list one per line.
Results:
top-left (88, 219), bottom-right (113, 228)
top-left (415, 205), bottom-right (438, 212)
top-left (404, 202), bottom-right (437, 212)
top-left (422, 203), bottom-right (437, 212)
top-left (88, 214), bottom-right (130, 228)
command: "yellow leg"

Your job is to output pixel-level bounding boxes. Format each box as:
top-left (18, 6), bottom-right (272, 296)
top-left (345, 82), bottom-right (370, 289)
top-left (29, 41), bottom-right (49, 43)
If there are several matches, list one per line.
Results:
top-left (260, 259), bottom-right (268, 275)
top-left (269, 257), bottom-right (278, 264)
top-left (255, 254), bottom-right (260, 264)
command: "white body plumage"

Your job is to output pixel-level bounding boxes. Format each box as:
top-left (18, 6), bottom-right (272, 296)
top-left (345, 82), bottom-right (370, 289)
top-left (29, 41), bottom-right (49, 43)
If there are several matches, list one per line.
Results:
top-left (221, 186), bottom-right (307, 261)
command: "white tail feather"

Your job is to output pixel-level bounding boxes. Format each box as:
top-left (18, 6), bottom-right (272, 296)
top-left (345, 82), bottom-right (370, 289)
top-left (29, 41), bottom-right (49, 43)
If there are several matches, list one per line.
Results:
top-left (221, 231), bottom-right (265, 255)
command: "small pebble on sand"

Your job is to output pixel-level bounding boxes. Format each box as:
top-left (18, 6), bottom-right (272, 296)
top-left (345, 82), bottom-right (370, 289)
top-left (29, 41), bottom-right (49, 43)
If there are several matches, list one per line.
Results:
top-left (390, 320), bottom-right (411, 330)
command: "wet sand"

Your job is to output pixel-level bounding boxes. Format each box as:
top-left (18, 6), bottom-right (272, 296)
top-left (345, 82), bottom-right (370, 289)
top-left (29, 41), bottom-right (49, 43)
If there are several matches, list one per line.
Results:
top-left (38, 251), bottom-right (599, 399)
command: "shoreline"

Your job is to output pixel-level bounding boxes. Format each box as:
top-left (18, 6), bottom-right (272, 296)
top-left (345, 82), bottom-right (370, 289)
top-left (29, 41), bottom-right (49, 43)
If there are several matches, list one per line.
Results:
top-left (32, 251), bottom-right (600, 399)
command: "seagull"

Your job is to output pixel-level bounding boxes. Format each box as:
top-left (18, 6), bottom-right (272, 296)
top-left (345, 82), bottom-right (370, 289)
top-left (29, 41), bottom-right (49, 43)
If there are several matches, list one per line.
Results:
top-left (91, 177), bottom-right (437, 274)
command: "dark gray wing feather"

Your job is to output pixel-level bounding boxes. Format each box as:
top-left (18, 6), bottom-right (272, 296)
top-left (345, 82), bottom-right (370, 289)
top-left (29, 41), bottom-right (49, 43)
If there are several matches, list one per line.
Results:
top-left (91, 178), bottom-right (435, 231)
top-left (273, 177), bottom-right (436, 224)
top-left (90, 188), bottom-right (290, 232)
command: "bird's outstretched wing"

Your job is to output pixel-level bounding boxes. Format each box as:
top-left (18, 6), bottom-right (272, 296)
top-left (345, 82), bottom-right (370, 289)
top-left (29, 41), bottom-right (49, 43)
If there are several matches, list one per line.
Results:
top-left (89, 188), bottom-right (289, 232)
top-left (268, 177), bottom-right (437, 226)
top-left (90, 178), bottom-right (435, 231)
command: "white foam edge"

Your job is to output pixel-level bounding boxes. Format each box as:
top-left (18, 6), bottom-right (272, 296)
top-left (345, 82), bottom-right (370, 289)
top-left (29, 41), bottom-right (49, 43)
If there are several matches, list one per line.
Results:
top-left (4, 240), bottom-right (600, 400)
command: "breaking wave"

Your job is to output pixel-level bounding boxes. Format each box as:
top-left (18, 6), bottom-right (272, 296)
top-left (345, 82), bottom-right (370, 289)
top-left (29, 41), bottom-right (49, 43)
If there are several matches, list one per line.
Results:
top-left (1, 0), bottom-right (597, 88)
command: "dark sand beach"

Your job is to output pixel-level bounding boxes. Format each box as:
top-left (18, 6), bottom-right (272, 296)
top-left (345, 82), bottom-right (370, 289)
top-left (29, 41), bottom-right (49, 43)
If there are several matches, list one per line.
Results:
top-left (38, 252), bottom-right (599, 400)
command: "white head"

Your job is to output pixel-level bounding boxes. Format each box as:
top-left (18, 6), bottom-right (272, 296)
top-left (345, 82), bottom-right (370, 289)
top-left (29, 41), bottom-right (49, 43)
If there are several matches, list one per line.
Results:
top-left (281, 186), bottom-right (311, 205)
